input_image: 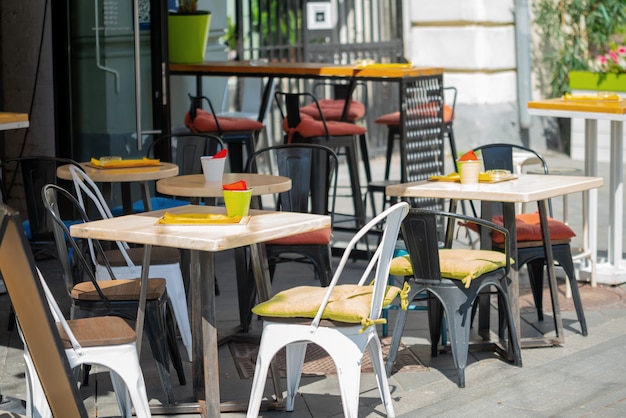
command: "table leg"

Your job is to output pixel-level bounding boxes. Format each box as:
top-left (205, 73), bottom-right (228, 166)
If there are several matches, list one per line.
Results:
top-left (136, 244), bottom-right (152, 354)
top-left (501, 203), bottom-right (520, 342)
top-left (609, 121), bottom-right (624, 269)
top-left (583, 119), bottom-right (598, 286)
top-left (121, 183), bottom-right (133, 215)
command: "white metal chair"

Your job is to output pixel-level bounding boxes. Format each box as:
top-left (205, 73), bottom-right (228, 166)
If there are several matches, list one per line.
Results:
top-left (69, 165), bottom-right (192, 361)
top-left (23, 268), bottom-right (152, 418)
top-left (246, 202), bottom-right (409, 418)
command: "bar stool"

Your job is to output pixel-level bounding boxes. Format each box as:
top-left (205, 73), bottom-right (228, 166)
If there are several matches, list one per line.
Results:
top-left (300, 81), bottom-right (371, 183)
top-left (274, 91), bottom-right (368, 230)
top-left (367, 87), bottom-right (457, 215)
top-left (185, 94), bottom-right (264, 173)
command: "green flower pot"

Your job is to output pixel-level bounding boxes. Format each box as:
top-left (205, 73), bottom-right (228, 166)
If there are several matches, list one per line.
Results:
top-left (168, 11), bottom-right (211, 64)
top-left (569, 71), bottom-right (626, 93)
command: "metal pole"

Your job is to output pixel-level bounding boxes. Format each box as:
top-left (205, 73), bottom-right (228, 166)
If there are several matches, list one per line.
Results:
top-left (514, 0), bottom-right (532, 147)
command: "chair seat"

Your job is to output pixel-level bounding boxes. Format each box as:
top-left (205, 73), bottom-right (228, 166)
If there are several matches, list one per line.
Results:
top-left (58, 316), bottom-right (136, 348)
top-left (265, 226), bottom-right (331, 245)
top-left (101, 246), bottom-right (181, 266)
top-left (491, 213), bottom-right (576, 244)
top-left (186, 108), bottom-right (264, 133)
top-left (374, 103), bottom-right (454, 126)
top-left (71, 278), bottom-right (167, 301)
top-left (300, 99), bottom-right (366, 121)
top-left (282, 113), bottom-right (367, 143)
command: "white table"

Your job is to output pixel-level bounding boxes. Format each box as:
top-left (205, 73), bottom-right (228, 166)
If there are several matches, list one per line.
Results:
top-left (386, 174), bottom-right (604, 346)
top-left (528, 98), bottom-right (626, 284)
top-left (70, 205), bottom-right (331, 416)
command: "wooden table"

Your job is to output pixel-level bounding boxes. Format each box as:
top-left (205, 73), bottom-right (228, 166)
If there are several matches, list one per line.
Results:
top-left (386, 174), bottom-right (604, 346)
top-left (57, 162), bottom-right (179, 215)
top-left (157, 172), bottom-right (292, 332)
top-left (528, 98), bottom-right (626, 285)
top-left (70, 205), bottom-right (330, 416)
top-left (156, 172), bottom-right (291, 202)
top-left (0, 112), bottom-right (29, 131)
top-left (171, 61), bottom-right (447, 232)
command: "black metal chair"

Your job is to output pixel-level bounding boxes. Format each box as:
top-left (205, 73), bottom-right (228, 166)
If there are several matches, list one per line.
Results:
top-left (0, 156), bottom-right (83, 259)
top-left (42, 183), bottom-right (186, 404)
top-left (473, 143), bottom-right (588, 336)
top-left (386, 208), bottom-right (522, 388)
top-left (274, 91), bottom-right (367, 231)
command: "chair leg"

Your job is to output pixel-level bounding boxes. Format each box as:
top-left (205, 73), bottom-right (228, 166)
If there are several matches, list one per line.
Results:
top-left (385, 301), bottom-right (408, 377)
top-left (384, 127), bottom-right (397, 181)
top-left (165, 303), bottom-right (186, 385)
top-left (427, 296), bottom-right (444, 357)
top-left (144, 300), bottom-right (175, 404)
top-left (358, 133), bottom-right (372, 183)
top-left (527, 259), bottom-right (546, 321)
top-left (367, 336), bottom-right (396, 417)
top-left (285, 342), bottom-right (308, 411)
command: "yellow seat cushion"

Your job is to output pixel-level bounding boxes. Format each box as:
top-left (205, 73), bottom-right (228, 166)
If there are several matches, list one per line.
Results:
top-left (252, 284), bottom-right (405, 330)
top-left (389, 249), bottom-right (511, 288)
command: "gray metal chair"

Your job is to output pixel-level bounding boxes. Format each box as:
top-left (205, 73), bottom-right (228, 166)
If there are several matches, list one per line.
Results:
top-left (386, 208), bottom-right (522, 388)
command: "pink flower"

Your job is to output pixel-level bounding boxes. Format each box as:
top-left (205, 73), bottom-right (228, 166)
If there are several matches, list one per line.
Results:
top-left (596, 55), bottom-right (608, 64)
top-left (618, 46), bottom-right (626, 56)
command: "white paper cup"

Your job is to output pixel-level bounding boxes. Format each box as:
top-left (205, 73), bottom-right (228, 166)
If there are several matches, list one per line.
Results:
top-left (200, 156), bottom-right (226, 182)
top-left (457, 160), bottom-right (481, 184)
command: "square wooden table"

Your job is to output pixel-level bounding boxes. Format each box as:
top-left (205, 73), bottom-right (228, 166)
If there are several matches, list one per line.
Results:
top-left (528, 98), bottom-right (626, 284)
top-left (70, 205), bottom-right (331, 416)
top-left (386, 174), bottom-right (604, 346)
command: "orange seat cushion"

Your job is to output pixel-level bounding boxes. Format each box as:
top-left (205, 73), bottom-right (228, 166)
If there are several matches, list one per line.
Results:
top-left (282, 113), bottom-right (367, 144)
top-left (300, 99), bottom-right (366, 121)
top-left (185, 109), bottom-right (264, 133)
top-left (265, 226), bottom-right (332, 245)
top-left (374, 104), bottom-right (454, 126)
top-left (490, 213), bottom-right (576, 244)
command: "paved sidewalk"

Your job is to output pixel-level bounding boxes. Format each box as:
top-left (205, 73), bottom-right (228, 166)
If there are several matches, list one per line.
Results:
top-left (2, 150), bottom-right (626, 417)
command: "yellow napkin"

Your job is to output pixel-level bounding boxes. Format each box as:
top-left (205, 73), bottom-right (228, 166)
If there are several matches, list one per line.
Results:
top-left (562, 93), bottom-right (622, 102)
top-left (429, 172), bottom-right (495, 182)
top-left (90, 157), bottom-right (160, 168)
top-left (157, 212), bottom-right (243, 225)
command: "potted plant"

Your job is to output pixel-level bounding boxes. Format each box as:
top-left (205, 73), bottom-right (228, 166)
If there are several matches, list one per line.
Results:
top-left (168, 0), bottom-right (212, 64)
top-left (569, 44), bottom-right (626, 92)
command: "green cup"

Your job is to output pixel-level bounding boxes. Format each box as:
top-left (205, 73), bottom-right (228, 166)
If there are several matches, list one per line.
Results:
top-left (223, 189), bottom-right (253, 217)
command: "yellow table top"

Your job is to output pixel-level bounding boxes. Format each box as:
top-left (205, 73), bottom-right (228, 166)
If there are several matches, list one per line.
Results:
top-left (528, 97), bottom-right (626, 115)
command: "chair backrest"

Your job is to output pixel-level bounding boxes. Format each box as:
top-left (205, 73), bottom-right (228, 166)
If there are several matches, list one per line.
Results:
top-left (473, 143), bottom-right (552, 216)
top-left (0, 156), bottom-right (82, 245)
top-left (473, 143), bottom-right (548, 175)
top-left (312, 80), bottom-right (368, 112)
top-left (41, 184), bottom-right (114, 301)
top-left (0, 203), bottom-right (88, 417)
top-left (145, 132), bottom-right (225, 175)
top-left (400, 208), bottom-right (511, 283)
top-left (399, 209), bottom-right (445, 282)
top-left (311, 201), bottom-right (409, 328)
top-left (220, 78), bottom-right (277, 124)
top-left (68, 165), bottom-right (136, 267)
top-left (246, 143), bottom-right (338, 217)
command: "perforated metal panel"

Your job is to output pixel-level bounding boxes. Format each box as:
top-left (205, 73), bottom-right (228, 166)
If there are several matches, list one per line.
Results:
top-left (400, 75), bottom-right (445, 210)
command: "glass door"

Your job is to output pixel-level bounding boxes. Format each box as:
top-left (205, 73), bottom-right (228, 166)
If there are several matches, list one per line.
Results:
top-left (51, 0), bottom-right (170, 162)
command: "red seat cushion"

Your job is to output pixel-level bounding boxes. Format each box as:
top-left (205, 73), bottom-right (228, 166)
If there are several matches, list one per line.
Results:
top-left (265, 226), bottom-right (332, 245)
top-left (490, 213), bottom-right (576, 244)
top-left (300, 99), bottom-right (366, 121)
top-left (282, 113), bottom-right (367, 144)
top-left (374, 104), bottom-right (454, 126)
top-left (185, 109), bottom-right (264, 133)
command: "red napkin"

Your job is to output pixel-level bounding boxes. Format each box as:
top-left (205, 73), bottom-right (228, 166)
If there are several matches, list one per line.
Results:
top-left (223, 180), bottom-right (248, 190)
top-left (458, 150), bottom-right (478, 161)
top-left (213, 149), bottom-right (228, 159)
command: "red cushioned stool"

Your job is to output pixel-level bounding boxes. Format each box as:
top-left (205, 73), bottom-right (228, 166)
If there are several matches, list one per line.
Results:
top-left (300, 81), bottom-right (371, 183)
top-left (185, 94), bottom-right (264, 173)
top-left (274, 91), bottom-right (368, 231)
